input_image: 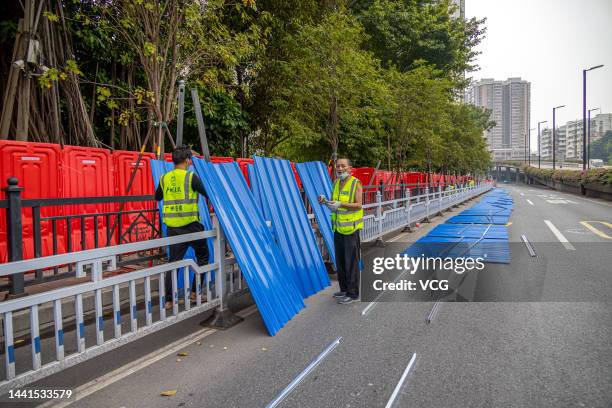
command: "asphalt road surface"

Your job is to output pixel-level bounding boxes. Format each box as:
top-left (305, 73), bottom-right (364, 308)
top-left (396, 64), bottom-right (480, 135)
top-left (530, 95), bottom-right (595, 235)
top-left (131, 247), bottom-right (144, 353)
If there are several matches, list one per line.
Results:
top-left (13, 182), bottom-right (612, 408)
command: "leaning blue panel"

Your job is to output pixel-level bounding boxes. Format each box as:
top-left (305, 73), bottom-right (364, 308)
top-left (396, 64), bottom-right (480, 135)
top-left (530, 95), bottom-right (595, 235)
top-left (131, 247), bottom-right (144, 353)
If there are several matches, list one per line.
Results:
top-left (295, 161), bottom-right (336, 268)
top-left (192, 158), bottom-right (304, 336)
top-left (252, 156), bottom-right (330, 298)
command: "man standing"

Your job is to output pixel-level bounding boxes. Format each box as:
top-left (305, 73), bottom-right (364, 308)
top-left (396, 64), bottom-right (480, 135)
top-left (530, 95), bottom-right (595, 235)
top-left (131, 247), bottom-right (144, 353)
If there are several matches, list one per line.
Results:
top-left (155, 145), bottom-right (209, 309)
top-left (319, 158), bottom-right (363, 304)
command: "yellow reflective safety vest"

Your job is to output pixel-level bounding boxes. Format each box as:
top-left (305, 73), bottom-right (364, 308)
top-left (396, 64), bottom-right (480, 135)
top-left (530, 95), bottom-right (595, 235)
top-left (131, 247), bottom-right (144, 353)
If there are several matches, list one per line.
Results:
top-left (331, 176), bottom-right (363, 235)
top-left (161, 169), bottom-right (199, 228)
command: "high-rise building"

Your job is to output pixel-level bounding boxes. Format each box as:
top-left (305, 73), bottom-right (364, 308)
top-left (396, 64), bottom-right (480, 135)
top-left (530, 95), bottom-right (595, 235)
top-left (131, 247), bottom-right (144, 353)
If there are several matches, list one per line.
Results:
top-left (556, 125), bottom-right (567, 163)
top-left (565, 119), bottom-right (583, 160)
top-left (592, 113), bottom-right (612, 141)
top-left (540, 128), bottom-right (552, 160)
top-left (466, 77), bottom-right (531, 160)
top-left (563, 113), bottom-right (611, 160)
top-left (539, 126), bottom-right (567, 162)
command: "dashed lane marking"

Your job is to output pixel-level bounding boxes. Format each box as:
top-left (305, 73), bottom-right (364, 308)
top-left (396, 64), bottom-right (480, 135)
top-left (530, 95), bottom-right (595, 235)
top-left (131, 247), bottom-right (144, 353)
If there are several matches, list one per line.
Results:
top-left (544, 220), bottom-right (576, 250)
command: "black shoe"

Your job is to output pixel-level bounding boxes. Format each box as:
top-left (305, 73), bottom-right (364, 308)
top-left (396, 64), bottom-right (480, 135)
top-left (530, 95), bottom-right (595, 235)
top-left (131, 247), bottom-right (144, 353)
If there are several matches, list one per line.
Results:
top-left (337, 296), bottom-right (356, 304)
top-left (333, 291), bottom-right (346, 299)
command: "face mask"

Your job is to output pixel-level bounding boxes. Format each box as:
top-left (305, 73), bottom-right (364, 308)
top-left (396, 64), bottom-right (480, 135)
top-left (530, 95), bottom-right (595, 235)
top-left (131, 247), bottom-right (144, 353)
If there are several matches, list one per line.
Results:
top-left (337, 171), bottom-right (350, 180)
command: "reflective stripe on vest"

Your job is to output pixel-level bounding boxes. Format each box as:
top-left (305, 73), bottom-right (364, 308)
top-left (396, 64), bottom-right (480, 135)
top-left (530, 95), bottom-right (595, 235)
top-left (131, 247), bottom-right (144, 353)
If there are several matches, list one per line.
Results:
top-left (162, 169), bottom-right (200, 227)
top-left (331, 176), bottom-right (363, 235)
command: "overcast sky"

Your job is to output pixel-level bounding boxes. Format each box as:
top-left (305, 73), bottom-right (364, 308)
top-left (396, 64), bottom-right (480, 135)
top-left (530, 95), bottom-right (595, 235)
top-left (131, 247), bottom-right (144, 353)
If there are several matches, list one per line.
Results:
top-left (466, 0), bottom-right (612, 150)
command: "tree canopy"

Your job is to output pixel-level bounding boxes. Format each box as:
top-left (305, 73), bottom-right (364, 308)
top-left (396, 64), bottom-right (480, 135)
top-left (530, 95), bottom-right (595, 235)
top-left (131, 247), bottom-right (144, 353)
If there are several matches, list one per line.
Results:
top-left (0, 0), bottom-right (491, 175)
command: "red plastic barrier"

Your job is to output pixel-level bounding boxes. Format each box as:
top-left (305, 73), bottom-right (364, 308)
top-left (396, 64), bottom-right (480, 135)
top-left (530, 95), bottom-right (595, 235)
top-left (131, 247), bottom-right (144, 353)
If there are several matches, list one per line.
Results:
top-left (236, 158), bottom-right (254, 186)
top-left (0, 140), bottom-right (63, 262)
top-left (62, 146), bottom-right (114, 251)
top-left (290, 162), bottom-right (303, 189)
top-left (353, 167), bottom-right (378, 191)
top-left (113, 150), bottom-right (157, 243)
top-left (210, 156), bottom-right (234, 164)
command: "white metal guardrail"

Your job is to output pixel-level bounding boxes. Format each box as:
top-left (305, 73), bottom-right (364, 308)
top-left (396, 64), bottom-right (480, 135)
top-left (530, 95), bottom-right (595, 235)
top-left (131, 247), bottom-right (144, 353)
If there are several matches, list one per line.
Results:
top-left (0, 217), bottom-right (245, 394)
top-left (0, 183), bottom-right (490, 393)
top-left (359, 184), bottom-right (491, 243)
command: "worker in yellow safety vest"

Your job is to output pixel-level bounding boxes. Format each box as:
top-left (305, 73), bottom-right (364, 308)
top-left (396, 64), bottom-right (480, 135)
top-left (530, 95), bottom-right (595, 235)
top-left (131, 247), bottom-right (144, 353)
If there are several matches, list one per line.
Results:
top-left (318, 157), bottom-right (363, 304)
top-left (155, 145), bottom-right (209, 309)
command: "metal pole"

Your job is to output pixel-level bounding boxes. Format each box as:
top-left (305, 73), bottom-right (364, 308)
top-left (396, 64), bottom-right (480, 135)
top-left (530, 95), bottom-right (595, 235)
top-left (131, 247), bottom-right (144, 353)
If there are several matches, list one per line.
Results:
top-left (5, 178), bottom-right (25, 296)
top-left (524, 132), bottom-right (527, 164)
top-left (190, 88), bottom-right (211, 161)
top-left (537, 121), bottom-right (547, 169)
top-left (176, 80), bottom-right (185, 146)
top-left (587, 108), bottom-right (600, 169)
top-left (538, 123), bottom-right (541, 169)
top-left (209, 215), bottom-right (243, 328)
top-left (587, 109), bottom-right (591, 168)
top-left (582, 69), bottom-right (587, 170)
top-left (553, 108), bottom-right (556, 170)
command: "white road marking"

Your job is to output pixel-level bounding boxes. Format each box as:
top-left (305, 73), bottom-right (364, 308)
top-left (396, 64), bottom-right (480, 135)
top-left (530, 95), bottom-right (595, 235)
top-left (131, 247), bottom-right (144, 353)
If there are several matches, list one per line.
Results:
top-left (45, 306), bottom-right (259, 408)
top-left (544, 220), bottom-right (576, 251)
top-left (533, 190), bottom-right (612, 208)
top-left (526, 199), bottom-right (534, 206)
top-left (384, 353), bottom-right (417, 408)
top-left (567, 195), bottom-right (612, 207)
top-left (520, 192), bottom-right (524, 196)
top-left (266, 338), bottom-right (342, 408)
top-left (362, 270), bottom-right (407, 316)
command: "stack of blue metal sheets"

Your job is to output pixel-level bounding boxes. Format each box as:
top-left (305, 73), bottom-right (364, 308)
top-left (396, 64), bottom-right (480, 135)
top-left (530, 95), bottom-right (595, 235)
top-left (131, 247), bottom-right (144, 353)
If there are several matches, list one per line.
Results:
top-left (403, 188), bottom-right (513, 264)
top-left (192, 159), bottom-right (305, 336)
top-left (251, 156), bottom-right (330, 298)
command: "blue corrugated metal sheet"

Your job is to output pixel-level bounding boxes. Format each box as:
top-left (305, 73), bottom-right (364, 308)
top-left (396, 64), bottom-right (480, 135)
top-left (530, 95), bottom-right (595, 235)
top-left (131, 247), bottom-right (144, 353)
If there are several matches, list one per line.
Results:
top-left (150, 159), bottom-right (215, 288)
top-left (428, 224), bottom-right (509, 240)
top-left (192, 158), bottom-right (304, 336)
top-left (252, 156), bottom-right (330, 298)
top-left (295, 161), bottom-right (336, 268)
top-left (402, 188), bottom-right (512, 264)
top-left (403, 236), bottom-right (510, 263)
top-left (447, 215), bottom-right (510, 225)
top-left (459, 208), bottom-right (512, 216)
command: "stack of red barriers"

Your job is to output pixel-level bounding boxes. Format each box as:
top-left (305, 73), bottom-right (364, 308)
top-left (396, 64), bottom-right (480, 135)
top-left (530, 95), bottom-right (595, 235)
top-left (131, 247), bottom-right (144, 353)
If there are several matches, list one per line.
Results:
top-left (0, 140), bottom-right (475, 263)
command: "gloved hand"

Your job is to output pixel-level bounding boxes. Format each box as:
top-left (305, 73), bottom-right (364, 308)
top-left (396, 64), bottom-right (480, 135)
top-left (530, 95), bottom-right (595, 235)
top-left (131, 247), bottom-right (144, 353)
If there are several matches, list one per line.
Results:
top-left (325, 201), bottom-right (341, 211)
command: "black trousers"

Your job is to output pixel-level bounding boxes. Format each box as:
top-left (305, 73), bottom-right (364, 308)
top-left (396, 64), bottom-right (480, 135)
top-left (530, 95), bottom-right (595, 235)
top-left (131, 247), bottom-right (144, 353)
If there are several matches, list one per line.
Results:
top-left (165, 221), bottom-right (209, 301)
top-left (334, 230), bottom-right (361, 299)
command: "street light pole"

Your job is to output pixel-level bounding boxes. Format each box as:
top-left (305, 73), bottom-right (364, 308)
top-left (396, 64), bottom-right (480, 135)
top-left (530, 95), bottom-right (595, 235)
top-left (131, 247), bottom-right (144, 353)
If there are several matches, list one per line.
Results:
top-left (524, 132), bottom-right (527, 164)
top-left (552, 105), bottom-right (565, 170)
top-left (582, 64), bottom-right (604, 170)
top-left (587, 107), bottom-right (600, 169)
top-left (538, 120), bottom-right (547, 169)
top-left (528, 127), bottom-right (535, 166)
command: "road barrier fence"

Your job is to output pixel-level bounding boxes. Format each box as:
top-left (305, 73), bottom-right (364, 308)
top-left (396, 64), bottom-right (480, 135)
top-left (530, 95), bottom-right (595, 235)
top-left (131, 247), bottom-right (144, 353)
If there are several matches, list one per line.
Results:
top-left (0, 178), bottom-right (490, 393)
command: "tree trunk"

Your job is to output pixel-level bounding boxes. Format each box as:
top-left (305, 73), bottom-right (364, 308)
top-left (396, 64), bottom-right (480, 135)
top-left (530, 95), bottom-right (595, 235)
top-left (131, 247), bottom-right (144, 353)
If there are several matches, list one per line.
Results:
top-left (15, 0), bottom-right (34, 141)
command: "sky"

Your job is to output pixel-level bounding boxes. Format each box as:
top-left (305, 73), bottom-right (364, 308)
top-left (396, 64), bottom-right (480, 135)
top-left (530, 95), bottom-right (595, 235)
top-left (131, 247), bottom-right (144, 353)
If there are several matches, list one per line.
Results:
top-left (465, 0), bottom-right (612, 151)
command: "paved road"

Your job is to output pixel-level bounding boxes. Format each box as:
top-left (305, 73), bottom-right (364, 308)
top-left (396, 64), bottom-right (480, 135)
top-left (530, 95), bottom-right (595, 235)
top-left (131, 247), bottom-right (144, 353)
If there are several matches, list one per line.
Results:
top-left (17, 183), bottom-right (612, 408)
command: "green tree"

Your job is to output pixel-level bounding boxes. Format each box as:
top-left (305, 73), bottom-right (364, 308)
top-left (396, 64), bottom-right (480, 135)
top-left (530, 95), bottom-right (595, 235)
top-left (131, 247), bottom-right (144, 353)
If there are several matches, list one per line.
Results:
top-left (590, 130), bottom-right (612, 164)
top-left (355, 0), bottom-right (485, 88)
top-left (255, 10), bottom-right (389, 164)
